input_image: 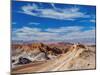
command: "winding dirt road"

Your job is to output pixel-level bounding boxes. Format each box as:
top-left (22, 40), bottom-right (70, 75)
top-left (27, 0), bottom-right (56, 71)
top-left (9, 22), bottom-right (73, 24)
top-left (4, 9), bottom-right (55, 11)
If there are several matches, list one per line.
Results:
top-left (12, 47), bottom-right (86, 74)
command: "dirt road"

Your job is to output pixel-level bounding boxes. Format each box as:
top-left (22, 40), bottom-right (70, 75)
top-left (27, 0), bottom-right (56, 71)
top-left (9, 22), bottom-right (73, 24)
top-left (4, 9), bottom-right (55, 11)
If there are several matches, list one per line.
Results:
top-left (12, 47), bottom-right (86, 74)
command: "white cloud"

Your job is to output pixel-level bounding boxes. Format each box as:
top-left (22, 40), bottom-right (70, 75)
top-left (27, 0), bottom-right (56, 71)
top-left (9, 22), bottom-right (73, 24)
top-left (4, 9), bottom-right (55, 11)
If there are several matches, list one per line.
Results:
top-left (12, 22), bottom-right (16, 25)
top-left (12, 27), bottom-right (58, 41)
top-left (64, 29), bottom-right (95, 40)
top-left (20, 3), bottom-right (38, 16)
top-left (19, 3), bottom-right (90, 20)
top-left (12, 26), bottom-right (95, 42)
top-left (28, 22), bottom-right (40, 25)
top-left (90, 19), bottom-right (96, 23)
top-left (51, 3), bottom-right (57, 9)
top-left (46, 26), bottom-right (83, 33)
top-left (14, 27), bottom-right (41, 33)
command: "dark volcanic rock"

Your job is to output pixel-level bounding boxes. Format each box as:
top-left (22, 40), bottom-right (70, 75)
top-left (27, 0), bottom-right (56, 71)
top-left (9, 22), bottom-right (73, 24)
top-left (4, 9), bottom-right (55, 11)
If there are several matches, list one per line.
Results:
top-left (17, 57), bottom-right (32, 65)
top-left (12, 59), bottom-right (15, 63)
top-left (52, 47), bottom-right (62, 54)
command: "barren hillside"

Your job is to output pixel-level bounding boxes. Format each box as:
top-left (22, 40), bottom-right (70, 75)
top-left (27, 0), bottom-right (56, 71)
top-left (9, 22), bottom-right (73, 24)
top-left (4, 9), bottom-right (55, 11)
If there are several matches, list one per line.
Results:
top-left (11, 43), bottom-right (96, 74)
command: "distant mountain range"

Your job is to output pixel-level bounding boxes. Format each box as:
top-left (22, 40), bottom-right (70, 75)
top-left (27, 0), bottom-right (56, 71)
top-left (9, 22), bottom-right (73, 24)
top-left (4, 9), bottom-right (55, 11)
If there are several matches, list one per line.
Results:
top-left (12, 38), bottom-right (95, 45)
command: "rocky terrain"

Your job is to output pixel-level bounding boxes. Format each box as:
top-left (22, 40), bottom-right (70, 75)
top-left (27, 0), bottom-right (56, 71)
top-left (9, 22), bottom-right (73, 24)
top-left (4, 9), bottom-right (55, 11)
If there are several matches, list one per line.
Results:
top-left (11, 42), bottom-right (96, 74)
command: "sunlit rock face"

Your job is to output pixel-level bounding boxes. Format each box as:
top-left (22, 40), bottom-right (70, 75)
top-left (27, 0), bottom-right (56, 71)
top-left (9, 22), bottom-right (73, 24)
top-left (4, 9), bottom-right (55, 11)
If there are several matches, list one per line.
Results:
top-left (11, 43), bottom-right (67, 68)
top-left (12, 42), bottom-right (95, 72)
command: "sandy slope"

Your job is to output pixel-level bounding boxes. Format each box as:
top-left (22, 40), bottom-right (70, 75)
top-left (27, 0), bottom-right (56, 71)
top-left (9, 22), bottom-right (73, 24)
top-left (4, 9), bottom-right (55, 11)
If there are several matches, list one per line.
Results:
top-left (12, 45), bottom-right (95, 74)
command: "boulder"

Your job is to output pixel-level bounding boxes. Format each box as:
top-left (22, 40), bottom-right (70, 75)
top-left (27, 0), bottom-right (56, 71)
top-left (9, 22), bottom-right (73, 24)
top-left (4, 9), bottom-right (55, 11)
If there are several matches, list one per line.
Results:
top-left (17, 57), bottom-right (32, 65)
top-left (52, 47), bottom-right (62, 54)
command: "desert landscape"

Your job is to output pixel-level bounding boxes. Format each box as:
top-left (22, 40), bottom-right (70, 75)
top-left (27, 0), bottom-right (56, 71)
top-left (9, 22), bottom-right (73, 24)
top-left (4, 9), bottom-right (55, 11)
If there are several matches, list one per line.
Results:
top-left (11, 1), bottom-right (96, 74)
top-left (11, 42), bottom-right (96, 74)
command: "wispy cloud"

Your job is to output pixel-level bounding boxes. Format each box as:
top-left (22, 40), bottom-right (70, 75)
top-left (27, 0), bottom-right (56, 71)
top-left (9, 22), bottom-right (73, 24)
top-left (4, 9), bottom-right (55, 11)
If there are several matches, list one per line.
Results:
top-left (90, 19), bottom-right (96, 23)
top-left (51, 3), bottom-right (57, 9)
top-left (12, 2), bottom-right (96, 44)
top-left (79, 16), bottom-right (96, 23)
top-left (28, 22), bottom-right (40, 25)
top-left (90, 15), bottom-right (96, 23)
top-left (46, 26), bottom-right (83, 33)
top-left (18, 3), bottom-right (90, 20)
top-left (12, 22), bottom-right (17, 25)
top-left (12, 26), bottom-right (95, 42)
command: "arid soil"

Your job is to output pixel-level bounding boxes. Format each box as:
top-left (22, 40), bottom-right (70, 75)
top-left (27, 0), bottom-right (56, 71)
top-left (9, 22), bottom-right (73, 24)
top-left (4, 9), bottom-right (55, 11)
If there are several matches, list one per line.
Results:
top-left (11, 43), bottom-right (96, 74)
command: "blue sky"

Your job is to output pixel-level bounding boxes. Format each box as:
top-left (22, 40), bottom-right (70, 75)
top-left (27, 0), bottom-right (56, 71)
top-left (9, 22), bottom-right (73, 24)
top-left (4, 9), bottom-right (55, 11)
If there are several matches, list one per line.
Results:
top-left (12, 1), bottom-right (96, 43)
